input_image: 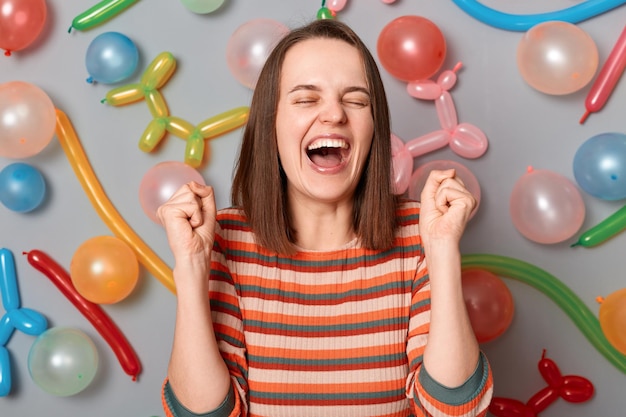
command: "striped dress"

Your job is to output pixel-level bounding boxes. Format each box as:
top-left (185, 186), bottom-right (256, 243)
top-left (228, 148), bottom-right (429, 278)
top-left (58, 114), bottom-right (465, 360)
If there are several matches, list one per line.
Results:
top-left (162, 200), bottom-right (493, 417)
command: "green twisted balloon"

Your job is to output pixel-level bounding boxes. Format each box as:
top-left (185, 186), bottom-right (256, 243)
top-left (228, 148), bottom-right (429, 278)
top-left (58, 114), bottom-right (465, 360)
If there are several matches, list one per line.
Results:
top-left (461, 253), bottom-right (626, 374)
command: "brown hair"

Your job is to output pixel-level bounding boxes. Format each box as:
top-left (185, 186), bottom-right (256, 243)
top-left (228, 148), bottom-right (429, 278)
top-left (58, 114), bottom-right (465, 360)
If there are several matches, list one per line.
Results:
top-left (231, 19), bottom-right (398, 254)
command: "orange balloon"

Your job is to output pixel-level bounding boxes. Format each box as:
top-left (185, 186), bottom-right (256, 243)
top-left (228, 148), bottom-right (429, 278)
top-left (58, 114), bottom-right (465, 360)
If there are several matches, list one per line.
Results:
top-left (599, 288), bottom-right (626, 355)
top-left (70, 236), bottom-right (139, 304)
top-left (462, 268), bottom-right (515, 343)
top-left (517, 21), bottom-right (598, 95)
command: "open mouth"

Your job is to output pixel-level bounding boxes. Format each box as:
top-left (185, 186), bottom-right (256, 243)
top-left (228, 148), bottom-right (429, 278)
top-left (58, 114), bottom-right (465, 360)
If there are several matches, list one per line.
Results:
top-left (306, 138), bottom-right (350, 169)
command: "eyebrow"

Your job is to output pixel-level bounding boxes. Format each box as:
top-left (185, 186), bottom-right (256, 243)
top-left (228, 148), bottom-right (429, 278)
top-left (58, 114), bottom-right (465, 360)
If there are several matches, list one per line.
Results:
top-left (287, 84), bottom-right (370, 96)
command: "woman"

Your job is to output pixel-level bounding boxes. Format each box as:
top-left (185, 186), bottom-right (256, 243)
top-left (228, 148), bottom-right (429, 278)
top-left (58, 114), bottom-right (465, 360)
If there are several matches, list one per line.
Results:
top-left (159, 18), bottom-right (493, 417)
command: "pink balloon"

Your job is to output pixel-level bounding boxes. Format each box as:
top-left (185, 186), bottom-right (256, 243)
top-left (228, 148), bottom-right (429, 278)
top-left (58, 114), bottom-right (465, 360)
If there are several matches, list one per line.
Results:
top-left (509, 168), bottom-right (586, 244)
top-left (139, 161), bottom-right (206, 224)
top-left (517, 21), bottom-right (598, 95)
top-left (226, 18), bottom-right (290, 89)
top-left (462, 269), bottom-right (514, 344)
top-left (391, 134), bottom-right (413, 195)
top-left (0, 81), bottom-right (56, 159)
top-left (408, 159), bottom-right (481, 219)
top-left (377, 15), bottom-right (446, 82)
top-left (327, 0), bottom-right (347, 11)
top-left (0, 0), bottom-right (47, 56)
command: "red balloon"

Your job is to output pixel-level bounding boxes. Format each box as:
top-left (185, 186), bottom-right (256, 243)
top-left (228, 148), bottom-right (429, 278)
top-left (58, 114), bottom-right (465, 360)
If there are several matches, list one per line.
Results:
top-left (461, 268), bottom-right (514, 343)
top-left (0, 0), bottom-right (47, 56)
top-left (560, 375), bottom-right (594, 403)
top-left (24, 249), bottom-right (141, 381)
top-left (489, 397), bottom-right (535, 417)
top-left (377, 15), bottom-right (446, 82)
top-left (527, 387), bottom-right (559, 414)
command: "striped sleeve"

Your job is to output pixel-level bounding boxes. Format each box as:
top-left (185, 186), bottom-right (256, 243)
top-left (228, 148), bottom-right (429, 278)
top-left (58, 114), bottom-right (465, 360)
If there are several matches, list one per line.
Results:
top-left (403, 205), bottom-right (494, 416)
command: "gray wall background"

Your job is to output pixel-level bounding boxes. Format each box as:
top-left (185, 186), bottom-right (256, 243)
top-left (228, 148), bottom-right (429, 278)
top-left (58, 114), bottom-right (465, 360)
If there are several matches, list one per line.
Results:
top-left (1, 1), bottom-right (625, 415)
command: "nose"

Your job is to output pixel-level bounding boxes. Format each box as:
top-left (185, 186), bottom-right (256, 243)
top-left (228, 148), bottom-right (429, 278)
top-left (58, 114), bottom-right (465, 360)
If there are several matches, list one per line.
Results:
top-left (319, 100), bottom-right (346, 124)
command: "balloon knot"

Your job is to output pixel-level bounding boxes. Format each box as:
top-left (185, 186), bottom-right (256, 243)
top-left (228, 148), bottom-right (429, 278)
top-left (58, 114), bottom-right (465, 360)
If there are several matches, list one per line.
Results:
top-left (596, 296), bottom-right (604, 304)
top-left (526, 166), bottom-right (534, 173)
top-left (4, 50), bottom-right (11, 57)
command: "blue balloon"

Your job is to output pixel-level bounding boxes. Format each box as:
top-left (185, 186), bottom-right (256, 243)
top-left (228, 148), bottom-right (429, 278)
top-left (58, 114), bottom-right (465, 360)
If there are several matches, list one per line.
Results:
top-left (0, 248), bottom-right (20, 310)
top-left (0, 163), bottom-right (46, 213)
top-left (85, 31), bottom-right (139, 84)
top-left (9, 309), bottom-right (47, 336)
top-left (451, 0), bottom-right (626, 31)
top-left (0, 347), bottom-right (11, 397)
top-left (573, 132), bottom-right (626, 200)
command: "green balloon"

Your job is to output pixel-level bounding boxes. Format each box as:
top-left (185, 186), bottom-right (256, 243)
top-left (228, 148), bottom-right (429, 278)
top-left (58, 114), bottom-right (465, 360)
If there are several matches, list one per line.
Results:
top-left (317, 7), bottom-right (335, 20)
top-left (28, 327), bottom-right (99, 396)
top-left (462, 254), bottom-right (626, 374)
top-left (180, 0), bottom-right (225, 14)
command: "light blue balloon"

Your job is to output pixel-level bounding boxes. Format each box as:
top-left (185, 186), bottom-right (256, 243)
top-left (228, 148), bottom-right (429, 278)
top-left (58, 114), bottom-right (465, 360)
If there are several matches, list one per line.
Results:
top-left (573, 132), bottom-right (626, 200)
top-left (451, 0), bottom-right (626, 31)
top-left (85, 31), bottom-right (139, 84)
top-left (0, 347), bottom-right (11, 397)
top-left (0, 163), bottom-right (46, 213)
top-left (0, 248), bottom-right (20, 310)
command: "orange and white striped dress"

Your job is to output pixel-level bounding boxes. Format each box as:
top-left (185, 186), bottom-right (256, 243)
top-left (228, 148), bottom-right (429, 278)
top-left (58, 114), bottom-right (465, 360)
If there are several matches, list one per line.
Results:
top-left (162, 200), bottom-right (493, 417)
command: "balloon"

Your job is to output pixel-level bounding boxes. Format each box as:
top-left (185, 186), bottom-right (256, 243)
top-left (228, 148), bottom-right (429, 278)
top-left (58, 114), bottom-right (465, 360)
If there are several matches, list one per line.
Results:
top-left (580, 25), bottom-right (626, 123)
top-left (226, 18), bottom-right (290, 89)
top-left (599, 288), bottom-right (626, 355)
top-left (390, 134), bottom-right (412, 195)
top-left (25, 249), bottom-right (141, 380)
top-left (377, 15), bottom-right (446, 82)
top-left (181, 0), bottom-right (225, 14)
top-left (139, 161), bottom-right (206, 224)
top-left (510, 167), bottom-right (585, 244)
top-left (327, 0), bottom-right (347, 11)
top-left (0, 347), bottom-right (9, 396)
top-left (70, 0), bottom-right (138, 32)
top-left (0, 248), bottom-right (48, 396)
top-left (103, 52), bottom-right (176, 106)
top-left (461, 269), bottom-right (514, 343)
top-left (317, 6), bottom-right (335, 20)
top-left (55, 109), bottom-right (176, 294)
top-left (404, 63), bottom-right (488, 159)
top-left (0, 81), bottom-right (56, 159)
top-left (70, 236), bottom-right (139, 304)
top-left (573, 132), bottom-right (626, 200)
top-left (489, 350), bottom-right (594, 417)
top-left (0, 249), bottom-right (47, 335)
top-left (28, 327), bottom-right (98, 397)
top-left (451, 0), bottom-right (626, 31)
top-left (85, 32), bottom-right (139, 84)
top-left (571, 204), bottom-right (626, 248)
top-left (517, 21), bottom-right (598, 95)
top-left (0, 248), bottom-right (20, 311)
top-left (0, 0), bottom-right (47, 56)
top-left (101, 52), bottom-right (250, 167)
top-left (408, 159), bottom-right (481, 219)
top-left (461, 254), bottom-right (626, 375)
top-left (0, 163), bottom-right (46, 213)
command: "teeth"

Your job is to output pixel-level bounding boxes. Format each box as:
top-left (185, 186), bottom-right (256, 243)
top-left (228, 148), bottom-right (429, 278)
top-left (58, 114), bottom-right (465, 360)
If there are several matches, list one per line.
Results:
top-left (307, 139), bottom-right (348, 150)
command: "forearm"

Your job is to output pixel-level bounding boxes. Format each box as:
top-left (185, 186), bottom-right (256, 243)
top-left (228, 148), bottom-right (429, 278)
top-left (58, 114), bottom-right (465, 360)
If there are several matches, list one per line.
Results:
top-left (167, 264), bottom-right (232, 414)
top-left (422, 239), bottom-right (479, 387)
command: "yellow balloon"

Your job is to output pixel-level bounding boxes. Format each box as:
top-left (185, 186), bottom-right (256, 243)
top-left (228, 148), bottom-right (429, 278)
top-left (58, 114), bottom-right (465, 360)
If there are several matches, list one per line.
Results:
top-left (103, 84), bottom-right (144, 106)
top-left (70, 236), bottom-right (139, 304)
top-left (140, 51), bottom-right (177, 90)
top-left (55, 109), bottom-right (175, 294)
top-left (599, 288), bottom-right (626, 355)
